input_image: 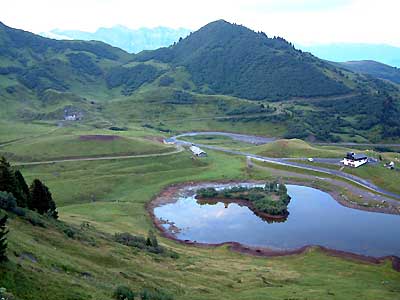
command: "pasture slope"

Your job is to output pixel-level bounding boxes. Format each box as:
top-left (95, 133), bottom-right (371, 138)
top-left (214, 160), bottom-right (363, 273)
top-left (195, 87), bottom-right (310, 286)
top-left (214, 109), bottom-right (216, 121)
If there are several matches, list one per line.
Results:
top-left (0, 124), bottom-right (400, 300)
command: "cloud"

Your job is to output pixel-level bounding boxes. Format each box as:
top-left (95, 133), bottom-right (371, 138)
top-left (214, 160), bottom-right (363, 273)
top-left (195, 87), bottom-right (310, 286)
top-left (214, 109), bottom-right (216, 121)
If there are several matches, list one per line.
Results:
top-left (1, 0), bottom-right (399, 46)
top-left (245, 0), bottom-right (352, 12)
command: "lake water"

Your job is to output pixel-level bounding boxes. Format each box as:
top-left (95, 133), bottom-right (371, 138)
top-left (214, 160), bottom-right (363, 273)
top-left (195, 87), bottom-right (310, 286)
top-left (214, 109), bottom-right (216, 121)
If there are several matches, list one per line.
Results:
top-left (154, 184), bottom-right (400, 257)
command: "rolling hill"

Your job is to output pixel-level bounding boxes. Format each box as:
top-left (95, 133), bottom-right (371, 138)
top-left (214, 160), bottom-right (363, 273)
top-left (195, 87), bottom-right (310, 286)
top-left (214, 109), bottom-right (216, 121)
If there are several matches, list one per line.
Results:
top-left (300, 43), bottom-right (400, 68)
top-left (0, 20), bottom-right (400, 142)
top-left (1, 19), bottom-right (400, 300)
top-left (336, 60), bottom-right (400, 84)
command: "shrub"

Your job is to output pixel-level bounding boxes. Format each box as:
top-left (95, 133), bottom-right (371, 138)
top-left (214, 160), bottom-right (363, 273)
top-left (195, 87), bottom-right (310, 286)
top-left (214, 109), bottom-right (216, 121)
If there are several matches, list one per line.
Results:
top-left (109, 126), bottom-right (128, 131)
top-left (63, 227), bottom-right (77, 238)
top-left (168, 91), bottom-right (194, 104)
top-left (247, 191), bottom-right (264, 202)
top-left (181, 81), bottom-right (190, 90)
top-left (113, 286), bottom-right (135, 300)
top-left (115, 232), bottom-right (177, 258)
top-left (140, 288), bottom-right (173, 300)
top-left (159, 76), bottom-right (175, 87)
top-left (115, 232), bottom-right (147, 249)
top-left (25, 211), bottom-right (46, 227)
top-left (146, 230), bottom-right (158, 248)
top-left (169, 251), bottom-right (180, 259)
top-left (11, 206), bottom-right (27, 217)
top-left (0, 192), bottom-right (17, 211)
top-left (197, 187), bottom-right (218, 198)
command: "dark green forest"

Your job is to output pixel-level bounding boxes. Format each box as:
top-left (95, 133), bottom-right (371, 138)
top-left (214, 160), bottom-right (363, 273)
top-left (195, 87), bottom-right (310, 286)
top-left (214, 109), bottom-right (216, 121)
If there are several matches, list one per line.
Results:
top-left (135, 20), bottom-right (351, 100)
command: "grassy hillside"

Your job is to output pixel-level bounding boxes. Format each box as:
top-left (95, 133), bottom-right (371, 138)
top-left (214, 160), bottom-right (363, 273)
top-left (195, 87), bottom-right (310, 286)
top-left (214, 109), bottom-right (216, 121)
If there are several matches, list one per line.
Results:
top-left (0, 133), bottom-right (173, 162)
top-left (249, 139), bottom-right (354, 158)
top-left (1, 147), bottom-right (399, 300)
top-left (1, 20), bottom-right (400, 142)
top-left (3, 208), bottom-right (400, 300)
top-left (336, 60), bottom-right (400, 84)
top-left (2, 208), bottom-right (400, 300)
top-left (1, 18), bottom-right (400, 300)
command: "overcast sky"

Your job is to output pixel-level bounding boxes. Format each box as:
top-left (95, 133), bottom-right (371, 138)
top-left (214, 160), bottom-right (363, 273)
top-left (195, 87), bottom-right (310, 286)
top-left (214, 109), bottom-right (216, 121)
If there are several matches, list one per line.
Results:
top-left (1, 0), bottom-right (399, 46)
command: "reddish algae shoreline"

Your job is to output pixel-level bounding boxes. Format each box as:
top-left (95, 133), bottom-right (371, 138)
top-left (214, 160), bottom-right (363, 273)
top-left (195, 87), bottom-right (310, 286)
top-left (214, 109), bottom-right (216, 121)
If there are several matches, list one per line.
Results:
top-left (146, 180), bottom-right (400, 271)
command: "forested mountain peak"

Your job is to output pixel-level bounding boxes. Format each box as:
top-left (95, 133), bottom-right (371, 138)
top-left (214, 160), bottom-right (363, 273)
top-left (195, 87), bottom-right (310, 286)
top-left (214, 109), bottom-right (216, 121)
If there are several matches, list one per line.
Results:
top-left (177, 19), bottom-right (291, 49)
top-left (135, 19), bottom-right (351, 100)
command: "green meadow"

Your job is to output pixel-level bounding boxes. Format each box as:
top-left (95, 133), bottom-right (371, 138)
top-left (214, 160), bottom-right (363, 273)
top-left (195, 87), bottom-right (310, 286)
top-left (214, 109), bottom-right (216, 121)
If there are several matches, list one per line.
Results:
top-left (1, 18), bottom-right (400, 300)
top-left (0, 133), bottom-right (173, 162)
top-left (1, 125), bottom-right (399, 300)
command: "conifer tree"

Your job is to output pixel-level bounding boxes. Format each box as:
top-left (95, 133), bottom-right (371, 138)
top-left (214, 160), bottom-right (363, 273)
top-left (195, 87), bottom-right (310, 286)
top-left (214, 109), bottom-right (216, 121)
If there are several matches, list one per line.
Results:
top-left (0, 214), bottom-right (8, 262)
top-left (30, 179), bottom-right (58, 219)
top-left (278, 183), bottom-right (287, 195)
top-left (146, 230), bottom-right (158, 248)
top-left (0, 157), bottom-right (29, 207)
top-left (0, 157), bottom-right (17, 196)
top-left (14, 170), bottom-right (30, 208)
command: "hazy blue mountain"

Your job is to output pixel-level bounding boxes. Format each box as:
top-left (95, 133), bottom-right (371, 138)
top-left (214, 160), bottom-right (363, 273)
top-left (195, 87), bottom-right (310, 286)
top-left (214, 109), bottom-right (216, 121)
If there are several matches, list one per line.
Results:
top-left (299, 43), bottom-right (400, 68)
top-left (40, 25), bottom-right (191, 53)
top-left (335, 60), bottom-right (400, 84)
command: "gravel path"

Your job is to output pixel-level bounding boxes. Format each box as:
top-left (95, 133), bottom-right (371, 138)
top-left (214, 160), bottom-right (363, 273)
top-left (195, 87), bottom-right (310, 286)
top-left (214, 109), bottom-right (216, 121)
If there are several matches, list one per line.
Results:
top-left (13, 147), bottom-right (184, 166)
top-left (247, 158), bottom-right (400, 212)
top-left (170, 132), bottom-right (400, 201)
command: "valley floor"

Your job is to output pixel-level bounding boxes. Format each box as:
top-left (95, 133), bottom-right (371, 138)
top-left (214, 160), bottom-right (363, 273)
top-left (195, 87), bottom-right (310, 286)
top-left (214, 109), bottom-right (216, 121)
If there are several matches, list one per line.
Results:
top-left (1, 124), bottom-right (400, 300)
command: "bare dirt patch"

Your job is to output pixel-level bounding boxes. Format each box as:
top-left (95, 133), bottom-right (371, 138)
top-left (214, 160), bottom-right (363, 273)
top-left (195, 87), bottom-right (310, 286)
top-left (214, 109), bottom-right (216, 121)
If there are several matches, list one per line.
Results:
top-left (143, 136), bottom-right (164, 143)
top-left (79, 135), bottom-right (121, 141)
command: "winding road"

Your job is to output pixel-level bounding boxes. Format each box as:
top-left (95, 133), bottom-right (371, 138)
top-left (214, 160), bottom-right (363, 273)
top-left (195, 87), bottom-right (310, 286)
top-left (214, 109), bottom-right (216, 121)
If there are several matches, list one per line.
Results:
top-left (170, 132), bottom-right (400, 201)
top-left (9, 129), bottom-right (399, 201)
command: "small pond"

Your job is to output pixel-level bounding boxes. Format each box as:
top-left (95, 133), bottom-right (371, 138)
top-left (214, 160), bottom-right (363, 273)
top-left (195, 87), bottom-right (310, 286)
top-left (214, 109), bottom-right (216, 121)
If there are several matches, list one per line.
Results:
top-left (153, 184), bottom-right (400, 257)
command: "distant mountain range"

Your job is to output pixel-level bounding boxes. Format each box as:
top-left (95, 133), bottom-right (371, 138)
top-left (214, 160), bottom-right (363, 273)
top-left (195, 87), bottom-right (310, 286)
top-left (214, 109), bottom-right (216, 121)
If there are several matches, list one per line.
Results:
top-left (300, 43), bottom-right (400, 68)
top-left (40, 25), bottom-right (191, 54)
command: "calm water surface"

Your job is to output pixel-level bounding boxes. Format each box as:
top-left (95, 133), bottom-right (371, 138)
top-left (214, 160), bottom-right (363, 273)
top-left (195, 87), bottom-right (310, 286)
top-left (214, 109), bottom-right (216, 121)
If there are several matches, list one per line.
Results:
top-left (154, 184), bottom-right (400, 257)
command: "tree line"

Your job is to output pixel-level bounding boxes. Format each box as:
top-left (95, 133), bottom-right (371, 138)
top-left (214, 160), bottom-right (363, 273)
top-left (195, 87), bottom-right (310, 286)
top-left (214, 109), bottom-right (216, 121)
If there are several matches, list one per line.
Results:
top-left (0, 156), bottom-right (58, 262)
top-left (197, 181), bottom-right (291, 216)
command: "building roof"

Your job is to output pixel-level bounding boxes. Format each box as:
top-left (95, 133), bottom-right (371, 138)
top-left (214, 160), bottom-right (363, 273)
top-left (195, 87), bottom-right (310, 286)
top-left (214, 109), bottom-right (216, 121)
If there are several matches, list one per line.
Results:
top-left (190, 146), bottom-right (206, 155)
top-left (353, 154), bottom-right (367, 160)
top-left (346, 152), bottom-right (367, 160)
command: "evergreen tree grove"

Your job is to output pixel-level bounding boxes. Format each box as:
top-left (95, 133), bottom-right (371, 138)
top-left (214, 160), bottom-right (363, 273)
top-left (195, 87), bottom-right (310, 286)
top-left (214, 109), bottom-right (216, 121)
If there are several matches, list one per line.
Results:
top-left (0, 157), bottom-right (58, 218)
top-left (0, 156), bottom-right (28, 207)
top-left (0, 214), bottom-right (8, 262)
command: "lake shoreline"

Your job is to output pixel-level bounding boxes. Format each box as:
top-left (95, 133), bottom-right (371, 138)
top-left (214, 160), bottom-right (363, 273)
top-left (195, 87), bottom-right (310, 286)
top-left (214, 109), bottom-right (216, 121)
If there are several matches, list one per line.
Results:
top-left (146, 180), bottom-right (400, 272)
